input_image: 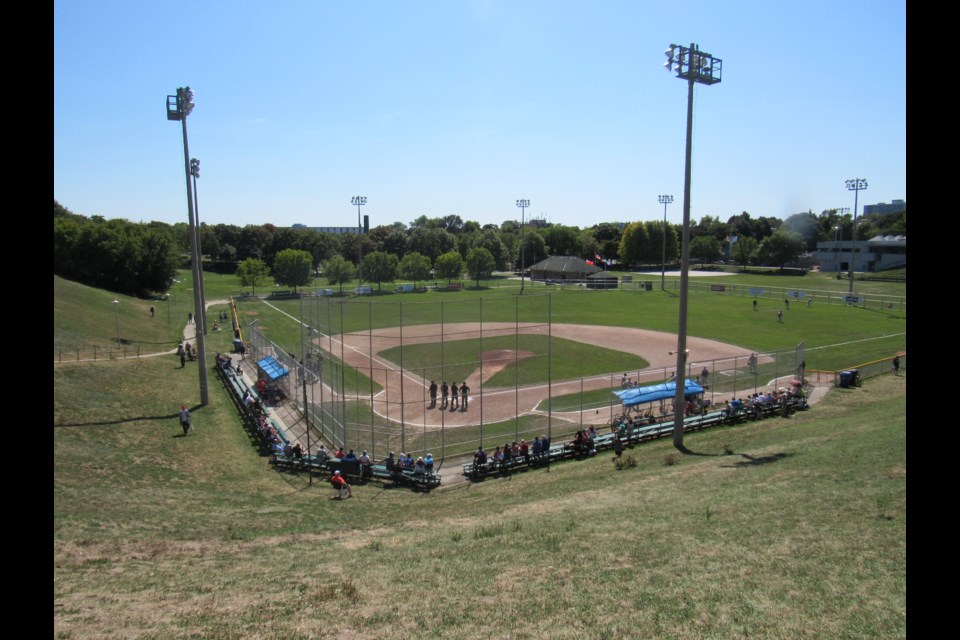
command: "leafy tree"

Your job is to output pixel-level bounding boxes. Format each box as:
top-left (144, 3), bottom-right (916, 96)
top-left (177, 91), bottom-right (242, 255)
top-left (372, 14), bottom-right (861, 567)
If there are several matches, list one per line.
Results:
top-left (361, 251), bottom-right (399, 291)
top-left (540, 225), bottom-right (582, 257)
top-left (398, 252), bottom-right (432, 285)
top-left (643, 221), bottom-right (679, 266)
top-left (465, 247), bottom-right (495, 287)
top-left (408, 227), bottom-right (456, 263)
top-left (272, 249), bottom-right (313, 292)
top-left (518, 232), bottom-right (547, 269)
top-left (781, 211), bottom-right (820, 251)
top-left (435, 251), bottom-right (464, 283)
top-left (756, 231), bottom-right (805, 270)
top-left (689, 236), bottom-right (721, 267)
top-left (731, 236), bottom-right (758, 271)
top-left (591, 222), bottom-right (625, 260)
top-left (236, 258), bottom-right (269, 296)
top-left (618, 221), bottom-right (650, 267)
top-left (322, 256), bottom-right (356, 294)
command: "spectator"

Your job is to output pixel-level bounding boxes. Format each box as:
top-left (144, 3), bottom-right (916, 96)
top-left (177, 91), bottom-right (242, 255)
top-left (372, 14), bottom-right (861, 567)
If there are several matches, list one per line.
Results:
top-left (315, 445), bottom-right (329, 464)
top-left (330, 470), bottom-right (351, 499)
top-left (613, 436), bottom-right (623, 459)
top-left (179, 405), bottom-right (192, 436)
top-left (519, 439), bottom-right (529, 463)
top-left (344, 449), bottom-right (357, 462)
top-left (892, 355), bottom-right (901, 376)
top-left (532, 436), bottom-right (542, 459)
top-left (414, 457), bottom-right (426, 475)
top-left (359, 449), bottom-right (372, 479)
top-left (334, 447), bottom-right (345, 459)
top-left (701, 367), bottom-right (709, 387)
top-left (424, 452), bottom-right (434, 473)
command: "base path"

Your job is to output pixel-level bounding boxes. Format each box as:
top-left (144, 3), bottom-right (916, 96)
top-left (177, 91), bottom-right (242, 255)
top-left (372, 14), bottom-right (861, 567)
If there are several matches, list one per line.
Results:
top-left (316, 323), bottom-right (753, 430)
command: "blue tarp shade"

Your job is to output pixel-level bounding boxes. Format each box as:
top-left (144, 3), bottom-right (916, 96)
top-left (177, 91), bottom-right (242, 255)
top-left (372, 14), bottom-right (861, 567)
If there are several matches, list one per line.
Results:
top-left (614, 379), bottom-right (705, 407)
top-left (256, 356), bottom-right (290, 381)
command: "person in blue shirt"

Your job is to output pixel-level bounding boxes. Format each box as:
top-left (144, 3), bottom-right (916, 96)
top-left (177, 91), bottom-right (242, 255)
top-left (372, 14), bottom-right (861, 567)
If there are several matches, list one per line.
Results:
top-left (424, 452), bottom-right (434, 473)
top-left (344, 449), bottom-right (358, 462)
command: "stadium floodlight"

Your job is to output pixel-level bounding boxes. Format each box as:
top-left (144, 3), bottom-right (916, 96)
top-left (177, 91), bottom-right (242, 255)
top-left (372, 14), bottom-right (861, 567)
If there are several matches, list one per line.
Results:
top-left (516, 199), bottom-right (530, 294)
top-left (352, 196), bottom-right (367, 286)
top-left (844, 179), bottom-right (868, 293)
top-left (167, 86), bottom-right (208, 405)
top-left (663, 43), bottom-right (722, 450)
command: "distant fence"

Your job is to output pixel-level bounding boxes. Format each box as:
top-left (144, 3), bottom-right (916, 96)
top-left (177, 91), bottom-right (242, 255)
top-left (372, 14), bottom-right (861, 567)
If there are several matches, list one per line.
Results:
top-left (54, 344), bottom-right (148, 363)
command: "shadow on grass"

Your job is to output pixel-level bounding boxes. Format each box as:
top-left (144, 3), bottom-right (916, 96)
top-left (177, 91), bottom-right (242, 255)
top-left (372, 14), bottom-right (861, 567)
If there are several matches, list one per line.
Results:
top-left (56, 412), bottom-right (183, 427)
top-left (675, 444), bottom-right (723, 457)
top-left (724, 452), bottom-right (792, 467)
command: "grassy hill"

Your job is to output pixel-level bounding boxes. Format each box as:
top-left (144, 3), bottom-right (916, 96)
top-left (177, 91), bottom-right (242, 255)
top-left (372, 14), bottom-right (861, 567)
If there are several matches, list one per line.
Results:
top-left (54, 273), bottom-right (906, 638)
top-left (54, 359), bottom-right (905, 639)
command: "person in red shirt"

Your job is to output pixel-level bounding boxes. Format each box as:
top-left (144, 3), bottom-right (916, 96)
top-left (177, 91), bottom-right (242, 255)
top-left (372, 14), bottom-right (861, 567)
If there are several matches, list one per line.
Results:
top-left (334, 447), bottom-right (345, 459)
top-left (330, 470), bottom-right (351, 498)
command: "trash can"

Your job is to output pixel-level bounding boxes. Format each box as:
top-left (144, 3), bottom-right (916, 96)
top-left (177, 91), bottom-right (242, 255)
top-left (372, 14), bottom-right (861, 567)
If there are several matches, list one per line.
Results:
top-left (838, 369), bottom-right (859, 388)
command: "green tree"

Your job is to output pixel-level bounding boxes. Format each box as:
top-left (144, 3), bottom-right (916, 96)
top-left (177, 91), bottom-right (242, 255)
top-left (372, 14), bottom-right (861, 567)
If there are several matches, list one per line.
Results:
top-left (398, 252), bottom-right (432, 286)
top-left (689, 236), bottom-right (722, 268)
top-left (618, 221), bottom-right (650, 267)
top-left (465, 247), bottom-right (495, 287)
top-left (322, 256), bottom-right (356, 294)
top-left (361, 251), bottom-right (399, 291)
top-left (541, 225), bottom-right (582, 257)
top-left (272, 249), bottom-right (313, 292)
top-left (435, 251), bottom-right (464, 283)
top-left (519, 232), bottom-right (547, 269)
top-left (731, 236), bottom-right (758, 271)
top-left (781, 211), bottom-right (820, 251)
top-left (236, 258), bottom-right (269, 296)
top-left (756, 231), bottom-right (805, 270)
top-left (643, 221), bottom-right (679, 265)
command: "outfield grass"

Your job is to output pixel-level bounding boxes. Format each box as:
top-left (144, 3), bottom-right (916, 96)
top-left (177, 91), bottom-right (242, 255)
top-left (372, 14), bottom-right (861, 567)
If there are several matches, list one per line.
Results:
top-left (54, 352), bottom-right (906, 639)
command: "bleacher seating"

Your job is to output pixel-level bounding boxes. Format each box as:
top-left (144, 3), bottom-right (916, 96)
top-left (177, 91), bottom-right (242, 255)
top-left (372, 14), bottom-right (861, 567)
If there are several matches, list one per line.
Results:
top-left (461, 393), bottom-right (808, 480)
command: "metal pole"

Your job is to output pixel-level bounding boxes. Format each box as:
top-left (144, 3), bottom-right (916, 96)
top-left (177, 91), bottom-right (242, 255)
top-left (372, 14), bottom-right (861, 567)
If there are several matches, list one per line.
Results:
top-left (846, 180), bottom-right (867, 293)
top-left (302, 364), bottom-right (312, 485)
top-left (672, 45), bottom-right (696, 449)
top-left (517, 199), bottom-right (529, 293)
top-left (173, 88), bottom-right (209, 406)
top-left (112, 300), bottom-right (120, 345)
top-left (190, 159), bottom-right (207, 336)
top-left (659, 195), bottom-right (673, 290)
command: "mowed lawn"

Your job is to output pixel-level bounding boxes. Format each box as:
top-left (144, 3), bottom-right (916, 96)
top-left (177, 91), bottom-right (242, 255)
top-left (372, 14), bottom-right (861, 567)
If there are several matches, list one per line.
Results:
top-left (54, 352), bottom-right (906, 639)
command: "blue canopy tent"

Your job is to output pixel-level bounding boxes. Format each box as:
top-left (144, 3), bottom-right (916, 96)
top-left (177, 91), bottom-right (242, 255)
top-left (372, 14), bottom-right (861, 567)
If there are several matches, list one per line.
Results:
top-left (614, 379), bottom-right (704, 407)
top-left (257, 356), bottom-right (289, 381)
top-left (256, 356), bottom-right (291, 400)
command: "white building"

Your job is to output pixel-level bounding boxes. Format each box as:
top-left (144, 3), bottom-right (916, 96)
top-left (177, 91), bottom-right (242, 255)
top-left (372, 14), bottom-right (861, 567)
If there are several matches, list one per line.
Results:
top-left (812, 235), bottom-right (906, 273)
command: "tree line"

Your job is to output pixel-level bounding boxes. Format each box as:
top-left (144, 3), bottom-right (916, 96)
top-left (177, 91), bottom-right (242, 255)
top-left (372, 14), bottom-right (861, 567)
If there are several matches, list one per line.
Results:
top-left (54, 199), bottom-right (906, 296)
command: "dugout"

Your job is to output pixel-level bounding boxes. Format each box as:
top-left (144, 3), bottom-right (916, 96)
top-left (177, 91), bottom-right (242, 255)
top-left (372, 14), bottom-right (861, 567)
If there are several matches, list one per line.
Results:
top-left (256, 355), bottom-right (291, 401)
top-left (613, 379), bottom-right (705, 407)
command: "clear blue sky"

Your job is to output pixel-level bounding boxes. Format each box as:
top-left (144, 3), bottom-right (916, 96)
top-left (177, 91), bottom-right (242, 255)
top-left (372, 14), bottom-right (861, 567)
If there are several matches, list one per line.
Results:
top-left (54, 0), bottom-right (905, 230)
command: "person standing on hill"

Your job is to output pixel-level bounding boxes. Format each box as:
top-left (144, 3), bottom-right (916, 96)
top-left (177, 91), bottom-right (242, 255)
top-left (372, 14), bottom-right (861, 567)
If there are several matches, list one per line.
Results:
top-left (179, 405), bottom-right (192, 436)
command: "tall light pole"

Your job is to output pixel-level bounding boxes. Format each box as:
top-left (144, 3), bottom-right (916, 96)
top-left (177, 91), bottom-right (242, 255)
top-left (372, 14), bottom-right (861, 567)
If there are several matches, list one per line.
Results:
top-left (190, 158), bottom-right (207, 336)
top-left (112, 299), bottom-right (121, 346)
top-left (516, 199), bottom-right (529, 294)
top-left (658, 194), bottom-right (673, 290)
top-left (845, 179), bottom-right (867, 293)
top-left (352, 196), bottom-right (366, 286)
top-left (833, 207), bottom-right (849, 273)
top-left (168, 86), bottom-right (209, 406)
top-left (663, 42), bottom-right (722, 450)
